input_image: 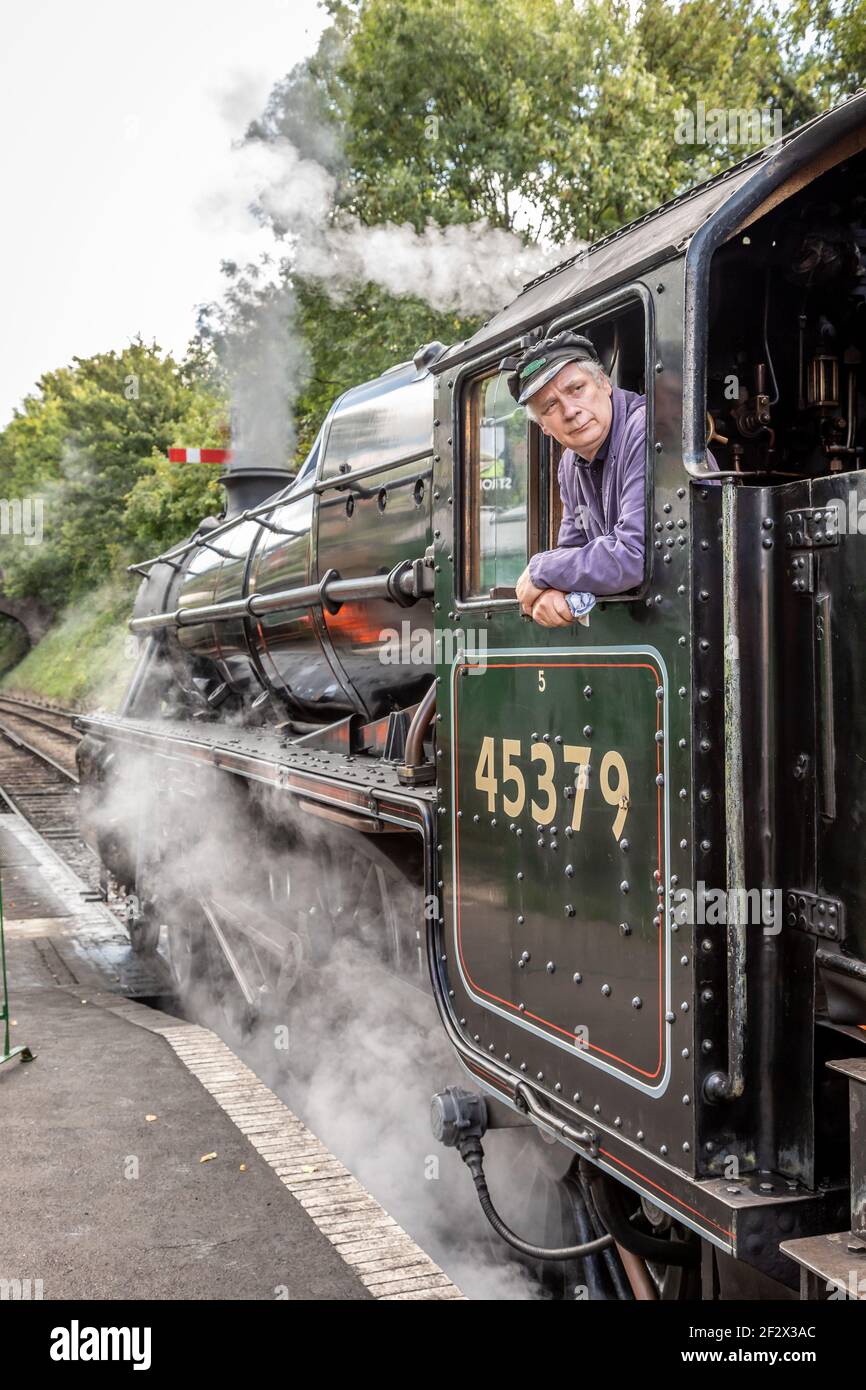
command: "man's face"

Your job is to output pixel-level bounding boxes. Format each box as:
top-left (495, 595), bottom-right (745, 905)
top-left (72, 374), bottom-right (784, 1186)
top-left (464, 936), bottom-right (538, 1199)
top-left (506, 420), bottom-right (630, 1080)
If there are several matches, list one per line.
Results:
top-left (529, 361), bottom-right (613, 459)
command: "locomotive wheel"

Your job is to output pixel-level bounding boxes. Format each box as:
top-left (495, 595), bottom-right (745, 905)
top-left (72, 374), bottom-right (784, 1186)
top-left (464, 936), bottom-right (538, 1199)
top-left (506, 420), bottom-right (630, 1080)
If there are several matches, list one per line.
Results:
top-left (298, 832), bottom-right (425, 987)
top-left (163, 910), bottom-right (209, 996)
top-left (125, 897), bottom-right (161, 956)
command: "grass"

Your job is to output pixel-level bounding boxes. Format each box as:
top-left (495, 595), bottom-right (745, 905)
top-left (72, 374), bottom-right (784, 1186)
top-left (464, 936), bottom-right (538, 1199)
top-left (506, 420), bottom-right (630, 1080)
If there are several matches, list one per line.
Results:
top-left (0, 578), bottom-right (139, 711)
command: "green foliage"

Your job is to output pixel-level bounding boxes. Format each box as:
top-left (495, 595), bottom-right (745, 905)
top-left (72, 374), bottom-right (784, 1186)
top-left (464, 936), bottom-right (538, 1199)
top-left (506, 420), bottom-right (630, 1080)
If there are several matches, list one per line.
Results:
top-left (123, 386), bottom-right (228, 553)
top-left (0, 579), bottom-right (138, 710)
top-left (0, 342), bottom-right (229, 607)
top-left (293, 279), bottom-right (479, 454)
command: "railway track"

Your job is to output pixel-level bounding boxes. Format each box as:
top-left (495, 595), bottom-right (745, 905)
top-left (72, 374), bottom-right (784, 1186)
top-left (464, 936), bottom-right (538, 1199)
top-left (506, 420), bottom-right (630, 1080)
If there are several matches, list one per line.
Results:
top-left (0, 695), bottom-right (101, 894)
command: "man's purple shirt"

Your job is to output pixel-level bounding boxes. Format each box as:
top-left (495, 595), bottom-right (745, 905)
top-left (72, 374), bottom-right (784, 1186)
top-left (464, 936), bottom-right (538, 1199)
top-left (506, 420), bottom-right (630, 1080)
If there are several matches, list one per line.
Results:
top-left (528, 385), bottom-right (648, 597)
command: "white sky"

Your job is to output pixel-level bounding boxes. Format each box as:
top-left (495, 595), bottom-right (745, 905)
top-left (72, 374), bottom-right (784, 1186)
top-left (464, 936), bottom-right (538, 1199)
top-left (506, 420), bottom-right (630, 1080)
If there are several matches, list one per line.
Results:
top-left (0, 0), bottom-right (328, 425)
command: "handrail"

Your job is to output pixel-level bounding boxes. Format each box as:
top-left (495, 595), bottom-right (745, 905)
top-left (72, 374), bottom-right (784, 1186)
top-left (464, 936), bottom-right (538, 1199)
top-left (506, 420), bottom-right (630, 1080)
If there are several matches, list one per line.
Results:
top-left (127, 448), bottom-right (434, 576)
top-left (128, 558), bottom-right (430, 634)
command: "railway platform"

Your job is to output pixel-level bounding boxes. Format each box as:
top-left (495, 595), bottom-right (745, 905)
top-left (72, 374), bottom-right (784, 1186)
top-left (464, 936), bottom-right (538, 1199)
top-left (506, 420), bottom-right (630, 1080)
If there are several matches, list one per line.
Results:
top-left (0, 801), bottom-right (462, 1301)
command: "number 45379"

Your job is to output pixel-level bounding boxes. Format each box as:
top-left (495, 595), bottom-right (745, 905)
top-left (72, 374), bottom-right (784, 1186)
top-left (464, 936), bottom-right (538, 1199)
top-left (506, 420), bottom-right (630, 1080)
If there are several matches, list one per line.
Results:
top-left (473, 736), bottom-right (630, 839)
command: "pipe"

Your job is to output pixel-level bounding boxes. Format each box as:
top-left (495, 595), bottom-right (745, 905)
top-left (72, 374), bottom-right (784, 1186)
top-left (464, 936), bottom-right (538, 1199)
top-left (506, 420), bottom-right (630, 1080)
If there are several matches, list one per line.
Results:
top-left (815, 948), bottom-right (866, 983)
top-left (402, 680), bottom-right (437, 768)
top-left (128, 450), bottom-right (435, 575)
top-left (704, 478), bottom-right (747, 1104)
top-left (129, 562), bottom-right (422, 635)
top-left (581, 1165), bottom-right (700, 1268)
top-left (578, 1172), bottom-right (634, 1300)
top-left (615, 1245), bottom-right (658, 1300)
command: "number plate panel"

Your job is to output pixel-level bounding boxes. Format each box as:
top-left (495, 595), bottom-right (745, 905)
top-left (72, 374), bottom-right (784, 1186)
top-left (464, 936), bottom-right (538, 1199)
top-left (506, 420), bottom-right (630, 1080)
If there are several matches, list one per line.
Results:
top-left (449, 645), bottom-right (671, 1095)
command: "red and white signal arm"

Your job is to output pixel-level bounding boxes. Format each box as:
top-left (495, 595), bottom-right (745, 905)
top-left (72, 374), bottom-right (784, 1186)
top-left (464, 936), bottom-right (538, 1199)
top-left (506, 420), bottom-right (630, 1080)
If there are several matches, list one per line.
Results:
top-left (167, 448), bottom-right (232, 464)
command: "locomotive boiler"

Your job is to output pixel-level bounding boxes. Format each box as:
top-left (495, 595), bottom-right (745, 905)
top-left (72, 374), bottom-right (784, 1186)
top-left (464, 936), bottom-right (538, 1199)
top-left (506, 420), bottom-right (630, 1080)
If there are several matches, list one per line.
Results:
top-left (78, 89), bottom-right (866, 1300)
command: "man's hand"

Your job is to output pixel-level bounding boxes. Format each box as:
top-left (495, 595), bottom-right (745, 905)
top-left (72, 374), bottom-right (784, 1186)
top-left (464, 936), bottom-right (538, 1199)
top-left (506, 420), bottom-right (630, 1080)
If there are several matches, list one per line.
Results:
top-left (530, 589), bottom-right (574, 628)
top-left (516, 564), bottom-right (545, 616)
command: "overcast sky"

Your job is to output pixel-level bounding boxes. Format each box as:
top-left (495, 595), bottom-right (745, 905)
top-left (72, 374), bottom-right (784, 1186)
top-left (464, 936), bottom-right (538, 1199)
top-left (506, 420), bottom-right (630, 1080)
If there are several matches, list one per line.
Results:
top-left (0, 0), bottom-right (327, 424)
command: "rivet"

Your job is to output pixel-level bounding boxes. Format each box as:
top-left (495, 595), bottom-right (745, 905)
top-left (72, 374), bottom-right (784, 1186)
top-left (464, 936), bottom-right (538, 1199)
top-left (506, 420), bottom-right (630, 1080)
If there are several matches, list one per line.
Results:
top-left (565, 904), bottom-right (576, 917)
top-left (573, 972), bottom-right (582, 984)
top-left (601, 983), bottom-right (611, 996)
top-left (632, 996), bottom-right (642, 1009)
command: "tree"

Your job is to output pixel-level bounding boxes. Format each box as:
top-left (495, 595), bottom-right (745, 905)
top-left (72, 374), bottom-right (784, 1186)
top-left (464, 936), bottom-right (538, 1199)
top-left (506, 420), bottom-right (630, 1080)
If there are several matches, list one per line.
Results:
top-left (0, 342), bottom-right (227, 606)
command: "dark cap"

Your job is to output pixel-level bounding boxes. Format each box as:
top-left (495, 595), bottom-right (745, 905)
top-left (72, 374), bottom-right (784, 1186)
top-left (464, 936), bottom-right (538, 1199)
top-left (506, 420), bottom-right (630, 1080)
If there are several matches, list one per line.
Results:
top-left (501, 331), bottom-right (601, 405)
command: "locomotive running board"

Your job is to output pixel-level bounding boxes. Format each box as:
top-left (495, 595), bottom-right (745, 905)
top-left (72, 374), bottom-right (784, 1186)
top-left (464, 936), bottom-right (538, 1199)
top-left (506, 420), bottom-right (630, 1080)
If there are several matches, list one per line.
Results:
top-left (75, 713), bottom-right (437, 838)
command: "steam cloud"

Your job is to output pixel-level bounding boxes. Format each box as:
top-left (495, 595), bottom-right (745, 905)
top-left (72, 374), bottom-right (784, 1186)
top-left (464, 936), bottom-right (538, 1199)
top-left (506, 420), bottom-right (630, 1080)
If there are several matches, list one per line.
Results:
top-left (202, 101), bottom-right (584, 469)
top-left (92, 748), bottom-right (551, 1300)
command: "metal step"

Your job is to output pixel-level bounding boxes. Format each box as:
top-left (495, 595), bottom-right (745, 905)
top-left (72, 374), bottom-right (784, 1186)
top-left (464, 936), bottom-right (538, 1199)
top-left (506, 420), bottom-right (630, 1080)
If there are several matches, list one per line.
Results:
top-left (782, 1055), bottom-right (866, 1299)
top-left (780, 1231), bottom-right (866, 1300)
top-left (827, 1055), bottom-right (866, 1237)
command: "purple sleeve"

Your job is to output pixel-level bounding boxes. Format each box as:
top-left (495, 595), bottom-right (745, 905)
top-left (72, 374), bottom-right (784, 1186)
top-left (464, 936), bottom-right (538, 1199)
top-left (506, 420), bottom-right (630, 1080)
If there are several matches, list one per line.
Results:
top-left (527, 415), bottom-right (646, 596)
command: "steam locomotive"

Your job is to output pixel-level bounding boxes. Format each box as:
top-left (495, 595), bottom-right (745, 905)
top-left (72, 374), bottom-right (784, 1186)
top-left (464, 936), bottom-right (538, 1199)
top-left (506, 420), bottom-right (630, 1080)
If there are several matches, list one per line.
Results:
top-left (78, 89), bottom-right (866, 1300)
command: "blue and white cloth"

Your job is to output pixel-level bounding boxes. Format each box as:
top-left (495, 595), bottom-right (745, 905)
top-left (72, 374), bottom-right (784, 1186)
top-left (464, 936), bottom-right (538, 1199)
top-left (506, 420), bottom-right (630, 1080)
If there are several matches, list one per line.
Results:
top-left (565, 590), bottom-right (596, 625)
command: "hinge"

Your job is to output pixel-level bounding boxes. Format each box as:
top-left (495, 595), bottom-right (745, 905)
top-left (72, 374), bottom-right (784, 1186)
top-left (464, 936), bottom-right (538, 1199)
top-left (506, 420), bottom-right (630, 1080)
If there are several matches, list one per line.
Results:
top-left (783, 888), bottom-right (846, 941)
top-left (784, 507), bottom-right (840, 594)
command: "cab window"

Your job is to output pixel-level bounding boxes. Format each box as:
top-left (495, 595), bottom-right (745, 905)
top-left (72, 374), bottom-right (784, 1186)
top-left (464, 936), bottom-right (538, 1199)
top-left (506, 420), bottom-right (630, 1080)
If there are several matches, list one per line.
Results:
top-left (462, 370), bottom-right (529, 599)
